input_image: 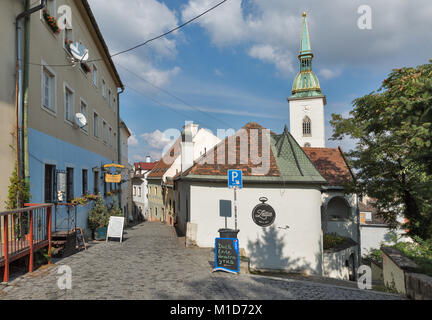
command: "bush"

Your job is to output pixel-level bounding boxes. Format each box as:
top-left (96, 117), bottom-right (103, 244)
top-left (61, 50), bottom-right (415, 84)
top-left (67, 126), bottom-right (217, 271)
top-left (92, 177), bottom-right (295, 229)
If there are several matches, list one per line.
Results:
top-left (323, 233), bottom-right (346, 250)
top-left (394, 236), bottom-right (432, 277)
top-left (88, 194), bottom-right (109, 232)
top-left (363, 249), bottom-right (383, 265)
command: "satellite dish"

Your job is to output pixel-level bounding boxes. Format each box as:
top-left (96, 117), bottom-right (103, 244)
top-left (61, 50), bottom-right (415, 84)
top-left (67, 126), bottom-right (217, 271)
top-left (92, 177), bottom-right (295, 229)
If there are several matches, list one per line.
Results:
top-left (74, 113), bottom-right (87, 128)
top-left (69, 42), bottom-right (89, 62)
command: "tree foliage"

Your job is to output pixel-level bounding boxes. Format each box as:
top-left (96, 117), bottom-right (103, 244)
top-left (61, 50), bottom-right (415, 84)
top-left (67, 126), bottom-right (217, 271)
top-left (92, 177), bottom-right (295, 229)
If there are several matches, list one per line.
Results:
top-left (5, 164), bottom-right (30, 210)
top-left (330, 59), bottom-right (432, 240)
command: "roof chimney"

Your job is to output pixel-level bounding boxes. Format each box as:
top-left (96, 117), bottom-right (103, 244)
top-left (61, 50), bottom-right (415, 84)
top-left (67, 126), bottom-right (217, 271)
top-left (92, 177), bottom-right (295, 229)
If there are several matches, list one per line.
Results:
top-left (181, 121), bottom-right (198, 172)
top-left (146, 156), bottom-right (151, 163)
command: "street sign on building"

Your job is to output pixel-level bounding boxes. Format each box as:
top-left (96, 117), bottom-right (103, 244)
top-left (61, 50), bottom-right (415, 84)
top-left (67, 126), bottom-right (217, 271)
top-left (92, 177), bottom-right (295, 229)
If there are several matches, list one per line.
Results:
top-left (228, 169), bottom-right (242, 189)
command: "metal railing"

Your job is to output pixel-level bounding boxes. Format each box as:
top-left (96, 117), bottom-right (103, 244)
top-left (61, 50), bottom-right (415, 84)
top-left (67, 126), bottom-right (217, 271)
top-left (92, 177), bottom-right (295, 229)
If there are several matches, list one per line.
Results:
top-left (0, 204), bottom-right (53, 282)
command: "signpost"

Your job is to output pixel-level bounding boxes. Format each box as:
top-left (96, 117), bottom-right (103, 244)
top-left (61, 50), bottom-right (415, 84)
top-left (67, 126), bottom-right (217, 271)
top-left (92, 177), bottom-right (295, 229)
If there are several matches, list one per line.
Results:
top-left (228, 170), bottom-right (242, 231)
top-left (214, 238), bottom-right (240, 273)
top-left (106, 216), bottom-right (125, 243)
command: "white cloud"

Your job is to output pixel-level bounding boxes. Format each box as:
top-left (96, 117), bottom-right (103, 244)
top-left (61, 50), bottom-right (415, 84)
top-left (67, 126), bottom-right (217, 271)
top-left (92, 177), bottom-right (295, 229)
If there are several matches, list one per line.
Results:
top-left (141, 130), bottom-right (173, 150)
top-left (319, 68), bottom-right (342, 80)
top-left (181, 0), bottom-right (432, 74)
top-left (248, 44), bottom-right (294, 75)
top-left (128, 133), bottom-right (139, 147)
top-left (89, 0), bottom-right (182, 88)
top-left (214, 68), bottom-right (223, 77)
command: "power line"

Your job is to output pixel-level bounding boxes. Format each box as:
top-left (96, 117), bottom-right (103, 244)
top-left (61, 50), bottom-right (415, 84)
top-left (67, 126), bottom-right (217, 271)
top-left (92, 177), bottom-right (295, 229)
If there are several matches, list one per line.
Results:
top-left (26, 0), bottom-right (230, 68)
top-left (115, 62), bottom-right (235, 129)
top-left (124, 84), bottom-right (222, 133)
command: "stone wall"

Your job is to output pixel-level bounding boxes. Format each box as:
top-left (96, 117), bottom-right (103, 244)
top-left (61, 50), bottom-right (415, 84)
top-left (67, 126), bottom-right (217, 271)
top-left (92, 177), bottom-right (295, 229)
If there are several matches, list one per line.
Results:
top-left (405, 273), bottom-right (432, 300)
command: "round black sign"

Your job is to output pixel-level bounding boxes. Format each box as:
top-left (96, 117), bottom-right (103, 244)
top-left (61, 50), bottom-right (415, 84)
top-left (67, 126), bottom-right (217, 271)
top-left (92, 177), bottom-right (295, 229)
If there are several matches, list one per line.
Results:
top-left (252, 197), bottom-right (276, 227)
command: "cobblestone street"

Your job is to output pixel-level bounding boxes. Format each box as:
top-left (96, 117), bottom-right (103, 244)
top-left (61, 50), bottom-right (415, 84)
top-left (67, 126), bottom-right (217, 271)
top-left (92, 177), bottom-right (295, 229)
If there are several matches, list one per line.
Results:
top-left (0, 222), bottom-right (403, 300)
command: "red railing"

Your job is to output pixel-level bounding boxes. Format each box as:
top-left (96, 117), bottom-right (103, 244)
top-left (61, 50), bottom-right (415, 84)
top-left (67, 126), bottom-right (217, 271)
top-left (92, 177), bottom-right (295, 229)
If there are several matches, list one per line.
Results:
top-left (0, 204), bottom-right (53, 282)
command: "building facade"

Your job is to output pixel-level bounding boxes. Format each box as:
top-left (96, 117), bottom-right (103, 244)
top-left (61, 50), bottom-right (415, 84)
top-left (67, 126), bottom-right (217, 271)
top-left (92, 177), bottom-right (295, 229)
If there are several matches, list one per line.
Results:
top-left (0, 0), bottom-right (123, 238)
top-left (147, 123), bottom-right (221, 225)
top-left (132, 159), bottom-right (158, 220)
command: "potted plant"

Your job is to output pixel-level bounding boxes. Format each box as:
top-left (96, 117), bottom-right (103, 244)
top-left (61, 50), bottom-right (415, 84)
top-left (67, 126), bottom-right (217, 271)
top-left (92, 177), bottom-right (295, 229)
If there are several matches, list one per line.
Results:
top-left (42, 10), bottom-right (60, 34)
top-left (88, 194), bottom-right (109, 240)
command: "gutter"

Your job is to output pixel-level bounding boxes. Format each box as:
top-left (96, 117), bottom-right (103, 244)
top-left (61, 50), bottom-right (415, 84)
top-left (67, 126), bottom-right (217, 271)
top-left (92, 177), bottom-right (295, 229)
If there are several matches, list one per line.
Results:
top-left (16, 0), bottom-right (47, 205)
top-left (117, 87), bottom-right (125, 209)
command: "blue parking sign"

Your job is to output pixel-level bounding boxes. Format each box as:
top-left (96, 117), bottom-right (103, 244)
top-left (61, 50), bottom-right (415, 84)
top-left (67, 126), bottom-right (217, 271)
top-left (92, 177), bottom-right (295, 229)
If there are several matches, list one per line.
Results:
top-left (228, 170), bottom-right (242, 189)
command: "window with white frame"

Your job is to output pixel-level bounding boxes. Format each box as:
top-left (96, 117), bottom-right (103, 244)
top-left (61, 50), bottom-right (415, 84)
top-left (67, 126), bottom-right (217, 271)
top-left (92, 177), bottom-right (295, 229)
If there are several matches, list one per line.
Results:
top-left (101, 79), bottom-right (106, 98)
top-left (63, 28), bottom-right (73, 51)
top-left (80, 100), bottom-right (88, 132)
top-left (92, 65), bottom-right (98, 87)
top-left (64, 85), bottom-right (74, 122)
top-left (42, 65), bottom-right (56, 113)
top-left (93, 112), bottom-right (99, 137)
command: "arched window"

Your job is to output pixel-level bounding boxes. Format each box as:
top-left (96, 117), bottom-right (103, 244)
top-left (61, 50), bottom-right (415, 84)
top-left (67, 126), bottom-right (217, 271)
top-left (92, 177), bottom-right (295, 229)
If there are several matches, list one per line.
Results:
top-left (327, 197), bottom-right (351, 220)
top-left (304, 142), bottom-right (311, 147)
top-left (303, 116), bottom-right (312, 136)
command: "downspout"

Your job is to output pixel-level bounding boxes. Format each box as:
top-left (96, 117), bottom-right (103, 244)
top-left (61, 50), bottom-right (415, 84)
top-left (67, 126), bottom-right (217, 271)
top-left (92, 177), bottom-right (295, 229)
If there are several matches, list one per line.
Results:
top-left (117, 87), bottom-right (125, 211)
top-left (16, 0), bottom-right (47, 205)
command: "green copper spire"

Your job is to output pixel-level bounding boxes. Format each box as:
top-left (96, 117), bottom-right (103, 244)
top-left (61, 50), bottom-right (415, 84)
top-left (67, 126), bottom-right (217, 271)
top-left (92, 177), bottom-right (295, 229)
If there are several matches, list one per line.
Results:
top-left (300, 12), bottom-right (312, 57)
top-left (290, 12), bottom-right (323, 99)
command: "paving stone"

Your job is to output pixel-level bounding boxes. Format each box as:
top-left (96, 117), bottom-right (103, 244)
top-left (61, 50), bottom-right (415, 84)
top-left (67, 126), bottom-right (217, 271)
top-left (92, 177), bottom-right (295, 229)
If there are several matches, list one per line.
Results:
top-left (0, 222), bottom-right (404, 300)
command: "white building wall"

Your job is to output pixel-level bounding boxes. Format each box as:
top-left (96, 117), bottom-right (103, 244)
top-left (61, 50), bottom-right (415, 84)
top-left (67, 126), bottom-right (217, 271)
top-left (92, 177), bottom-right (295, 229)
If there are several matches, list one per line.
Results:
top-left (186, 182), bottom-right (324, 275)
top-left (289, 97), bottom-right (325, 148)
top-left (360, 226), bottom-right (394, 254)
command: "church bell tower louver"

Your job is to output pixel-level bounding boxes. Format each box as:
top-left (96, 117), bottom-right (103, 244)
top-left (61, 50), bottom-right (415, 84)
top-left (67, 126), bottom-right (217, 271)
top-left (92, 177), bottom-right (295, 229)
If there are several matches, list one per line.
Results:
top-left (288, 12), bottom-right (326, 148)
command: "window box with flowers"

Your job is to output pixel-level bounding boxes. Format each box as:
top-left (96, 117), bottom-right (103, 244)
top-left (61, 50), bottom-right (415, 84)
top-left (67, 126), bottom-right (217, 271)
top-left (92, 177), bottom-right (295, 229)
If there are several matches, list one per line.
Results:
top-left (43, 10), bottom-right (60, 35)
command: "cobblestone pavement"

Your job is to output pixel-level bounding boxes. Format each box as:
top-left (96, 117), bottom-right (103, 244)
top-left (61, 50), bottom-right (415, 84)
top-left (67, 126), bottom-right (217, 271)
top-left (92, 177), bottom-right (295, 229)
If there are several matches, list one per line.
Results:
top-left (0, 222), bottom-right (404, 300)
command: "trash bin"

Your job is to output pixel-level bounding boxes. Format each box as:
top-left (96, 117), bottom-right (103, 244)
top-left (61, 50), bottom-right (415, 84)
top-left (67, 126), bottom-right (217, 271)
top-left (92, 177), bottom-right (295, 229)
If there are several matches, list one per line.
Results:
top-left (218, 228), bottom-right (239, 238)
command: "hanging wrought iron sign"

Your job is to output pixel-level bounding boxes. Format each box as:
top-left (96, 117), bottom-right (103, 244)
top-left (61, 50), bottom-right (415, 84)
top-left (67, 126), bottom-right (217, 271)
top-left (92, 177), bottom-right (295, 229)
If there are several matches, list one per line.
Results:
top-left (252, 197), bottom-right (276, 227)
top-left (103, 164), bottom-right (125, 183)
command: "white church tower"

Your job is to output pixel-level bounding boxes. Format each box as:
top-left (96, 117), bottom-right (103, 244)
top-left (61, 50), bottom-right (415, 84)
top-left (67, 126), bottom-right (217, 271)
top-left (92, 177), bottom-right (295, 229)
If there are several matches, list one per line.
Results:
top-left (288, 12), bottom-right (326, 148)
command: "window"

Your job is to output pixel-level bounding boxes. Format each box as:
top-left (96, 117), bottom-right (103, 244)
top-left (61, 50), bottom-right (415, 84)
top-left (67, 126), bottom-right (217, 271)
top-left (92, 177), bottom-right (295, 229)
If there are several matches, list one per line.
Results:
top-left (102, 121), bottom-right (107, 143)
top-left (133, 186), bottom-right (136, 196)
top-left (93, 112), bottom-right (99, 137)
top-left (64, 85), bottom-right (74, 122)
top-left (101, 79), bottom-right (106, 98)
top-left (109, 127), bottom-right (112, 146)
top-left (108, 89), bottom-right (112, 107)
top-left (303, 116), bottom-right (311, 136)
top-left (42, 65), bottom-right (56, 113)
top-left (365, 212), bottom-right (372, 221)
top-left (138, 187), bottom-right (142, 197)
top-left (80, 100), bottom-right (88, 132)
top-left (66, 167), bottom-right (74, 203)
top-left (92, 65), bottom-right (98, 87)
top-left (82, 169), bottom-right (88, 195)
top-left (113, 97), bottom-right (116, 112)
top-left (93, 170), bottom-right (99, 194)
top-left (44, 164), bottom-right (56, 203)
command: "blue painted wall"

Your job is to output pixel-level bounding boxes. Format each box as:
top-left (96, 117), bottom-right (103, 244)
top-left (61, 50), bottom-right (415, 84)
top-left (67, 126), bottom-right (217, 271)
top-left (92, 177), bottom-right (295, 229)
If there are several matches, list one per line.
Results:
top-left (28, 128), bottom-right (118, 238)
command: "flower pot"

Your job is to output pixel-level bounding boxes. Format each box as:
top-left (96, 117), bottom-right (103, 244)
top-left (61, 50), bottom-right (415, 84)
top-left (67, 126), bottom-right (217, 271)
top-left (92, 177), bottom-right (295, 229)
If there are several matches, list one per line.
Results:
top-left (95, 227), bottom-right (107, 241)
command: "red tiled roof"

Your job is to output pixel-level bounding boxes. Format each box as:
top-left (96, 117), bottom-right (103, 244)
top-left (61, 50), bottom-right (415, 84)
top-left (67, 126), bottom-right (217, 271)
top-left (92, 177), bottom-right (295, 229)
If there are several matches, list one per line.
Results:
top-left (148, 138), bottom-right (182, 178)
top-left (134, 162), bottom-right (158, 171)
top-left (302, 147), bottom-right (353, 186)
top-left (179, 122), bottom-right (280, 178)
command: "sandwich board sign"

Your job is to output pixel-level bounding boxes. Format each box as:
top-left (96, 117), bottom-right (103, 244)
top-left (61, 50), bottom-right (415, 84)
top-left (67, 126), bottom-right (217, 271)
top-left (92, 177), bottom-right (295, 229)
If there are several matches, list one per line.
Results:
top-left (106, 216), bottom-right (125, 243)
top-left (214, 238), bottom-right (240, 274)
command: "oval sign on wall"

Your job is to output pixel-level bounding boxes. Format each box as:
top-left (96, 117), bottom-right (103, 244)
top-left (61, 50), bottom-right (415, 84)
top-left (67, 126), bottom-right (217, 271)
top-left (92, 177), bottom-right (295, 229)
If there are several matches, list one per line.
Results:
top-left (252, 197), bottom-right (276, 227)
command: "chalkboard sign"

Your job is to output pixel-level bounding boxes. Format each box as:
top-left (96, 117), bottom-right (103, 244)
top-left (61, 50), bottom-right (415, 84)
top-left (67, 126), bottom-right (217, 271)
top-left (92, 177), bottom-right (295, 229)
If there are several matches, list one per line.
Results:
top-left (214, 238), bottom-right (239, 273)
top-left (74, 228), bottom-right (86, 251)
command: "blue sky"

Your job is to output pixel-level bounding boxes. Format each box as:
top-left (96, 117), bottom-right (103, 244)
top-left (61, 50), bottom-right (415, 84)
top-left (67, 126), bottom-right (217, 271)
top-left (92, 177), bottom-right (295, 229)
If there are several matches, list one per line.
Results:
top-left (88, 0), bottom-right (432, 163)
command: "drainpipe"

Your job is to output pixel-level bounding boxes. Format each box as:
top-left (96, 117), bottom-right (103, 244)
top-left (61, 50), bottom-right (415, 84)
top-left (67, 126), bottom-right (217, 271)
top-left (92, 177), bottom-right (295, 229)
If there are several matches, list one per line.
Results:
top-left (16, 0), bottom-right (47, 205)
top-left (117, 87), bottom-right (125, 211)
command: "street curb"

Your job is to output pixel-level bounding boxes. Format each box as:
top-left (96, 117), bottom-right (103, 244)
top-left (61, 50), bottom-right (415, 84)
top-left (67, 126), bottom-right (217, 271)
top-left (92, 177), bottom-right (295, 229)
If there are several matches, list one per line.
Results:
top-left (245, 273), bottom-right (406, 299)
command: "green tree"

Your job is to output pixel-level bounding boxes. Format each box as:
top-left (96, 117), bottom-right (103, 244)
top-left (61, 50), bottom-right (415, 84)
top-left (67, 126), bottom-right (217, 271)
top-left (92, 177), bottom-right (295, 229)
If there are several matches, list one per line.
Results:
top-left (330, 59), bottom-right (432, 240)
